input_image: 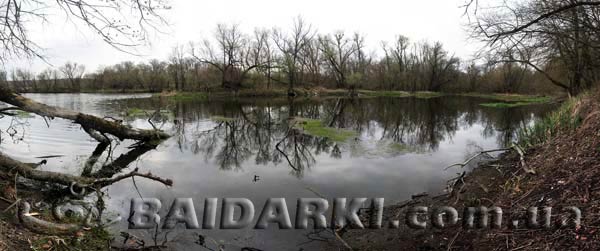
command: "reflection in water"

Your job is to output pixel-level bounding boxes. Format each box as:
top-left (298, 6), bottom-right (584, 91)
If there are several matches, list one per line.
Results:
top-left (0, 94), bottom-right (556, 250)
top-left (117, 96), bottom-right (552, 177)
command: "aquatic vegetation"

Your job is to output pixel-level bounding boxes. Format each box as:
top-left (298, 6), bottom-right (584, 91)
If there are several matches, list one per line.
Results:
top-left (517, 96), bottom-right (581, 148)
top-left (293, 118), bottom-right (357, 142)
top-left (469, 93), bottom-right (553, 108)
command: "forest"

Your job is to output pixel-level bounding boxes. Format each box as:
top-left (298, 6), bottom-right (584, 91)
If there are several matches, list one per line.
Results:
top-left (4, 2), bottom-right (599, 97)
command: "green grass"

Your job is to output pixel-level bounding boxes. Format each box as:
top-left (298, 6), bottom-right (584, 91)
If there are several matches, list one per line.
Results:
top-left (294, 118), bottom-right (357, 142)
top-left (465, 93), bottom-right (553, 108)
top-left (517, 96), bottom-right (582, 148)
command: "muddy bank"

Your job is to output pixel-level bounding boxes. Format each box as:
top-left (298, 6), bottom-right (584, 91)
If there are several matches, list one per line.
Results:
top-left (343, 91), bottom-right (600, 250)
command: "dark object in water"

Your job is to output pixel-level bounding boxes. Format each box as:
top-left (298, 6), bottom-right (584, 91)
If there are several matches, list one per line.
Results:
top-left (242, 248), bottom-right (263, 251)
top-left (36, 155), bottom-right (64, 159)
top-left (411, 192), bottom-right (428, 199)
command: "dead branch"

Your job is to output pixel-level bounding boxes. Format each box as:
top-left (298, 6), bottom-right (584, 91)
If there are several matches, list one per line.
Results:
top-left (92, 168), bottom-right (173, 187)
top-left (445, 147), bottom-right (512, 170)
top-left (445, 144), bottom-right (534, 173)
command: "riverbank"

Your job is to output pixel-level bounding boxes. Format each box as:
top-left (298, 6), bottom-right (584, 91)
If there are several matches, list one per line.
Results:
top-left (156, 88), bottom-right (558, 106)
top-left (343, 90), bottom-right (599, 250)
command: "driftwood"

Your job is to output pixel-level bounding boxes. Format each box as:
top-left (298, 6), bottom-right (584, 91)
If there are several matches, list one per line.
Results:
top-left (444, 144), bottom-right (533, 174)
top-left (445, 147), bottom-right (512, 170)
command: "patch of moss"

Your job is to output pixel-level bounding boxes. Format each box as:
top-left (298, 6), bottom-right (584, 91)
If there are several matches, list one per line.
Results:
top-left (294, 118), bottom-right (357, 142)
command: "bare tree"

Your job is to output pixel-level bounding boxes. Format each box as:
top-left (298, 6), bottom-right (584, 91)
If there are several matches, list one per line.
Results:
top-left (169, 45), bottom-right (187, 91)
top-left (272, 16), bottom-right (315, 95)
top-left (319, 31), bottom-right (358, 89)
top-left (0, 0), bottom-right (170, 61)
top-left (60, 62), bottom-right (85, 92)
top-left (423, 42), bottom-right (461, 91)
top-left (192, 24), bottom-right (268, 89)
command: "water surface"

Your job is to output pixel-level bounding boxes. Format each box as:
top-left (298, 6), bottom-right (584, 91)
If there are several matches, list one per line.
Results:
top-left (0, 93), bottom-right (555, 250)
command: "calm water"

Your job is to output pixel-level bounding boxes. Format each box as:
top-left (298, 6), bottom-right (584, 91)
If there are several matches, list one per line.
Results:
top-left (0, 93), bottom-right (555, 250)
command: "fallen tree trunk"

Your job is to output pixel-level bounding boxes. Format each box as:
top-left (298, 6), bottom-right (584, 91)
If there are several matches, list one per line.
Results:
top-left (0, 86), bottom-right (169, 141)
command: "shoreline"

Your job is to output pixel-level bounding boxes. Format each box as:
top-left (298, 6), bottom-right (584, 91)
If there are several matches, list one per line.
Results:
top-left (343, 90), bottom-right (598, 250)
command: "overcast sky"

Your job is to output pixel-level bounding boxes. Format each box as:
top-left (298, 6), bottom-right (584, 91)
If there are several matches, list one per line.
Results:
top-left (12, 0), bottom-right (479, 74)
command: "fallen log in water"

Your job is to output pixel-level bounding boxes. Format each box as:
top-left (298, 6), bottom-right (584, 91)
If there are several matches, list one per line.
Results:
top-left (0, 85), bottom-right (169, 142)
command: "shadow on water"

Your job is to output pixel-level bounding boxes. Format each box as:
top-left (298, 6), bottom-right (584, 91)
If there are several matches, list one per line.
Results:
top-left (0, 94), bottom-right (556, 250)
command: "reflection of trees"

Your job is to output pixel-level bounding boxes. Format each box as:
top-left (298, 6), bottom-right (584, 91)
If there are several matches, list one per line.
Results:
top-left (275, 129), bottom-right (315, 178)
top-left (127, 96), bottom-right (555, 176)
top-left (215, 120), bottom-right (252, 170)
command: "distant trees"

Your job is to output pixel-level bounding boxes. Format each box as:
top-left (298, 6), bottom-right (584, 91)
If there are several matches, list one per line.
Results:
top-left (59, 62), bottom-right (85, 92)
top-left (5, 11), bottom-right (598, 95)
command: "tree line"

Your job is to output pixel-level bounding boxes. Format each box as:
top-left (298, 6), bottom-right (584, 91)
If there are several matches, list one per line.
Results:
top-left (4, 5), bottom-right (599, 95)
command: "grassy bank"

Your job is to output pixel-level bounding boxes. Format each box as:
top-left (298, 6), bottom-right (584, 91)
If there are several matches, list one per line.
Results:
top-left (344, 91), bottom-right (596, 250)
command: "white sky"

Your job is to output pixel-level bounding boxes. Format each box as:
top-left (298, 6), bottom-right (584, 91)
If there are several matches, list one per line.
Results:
top-left (11, 0), bottom-right (479, 74)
